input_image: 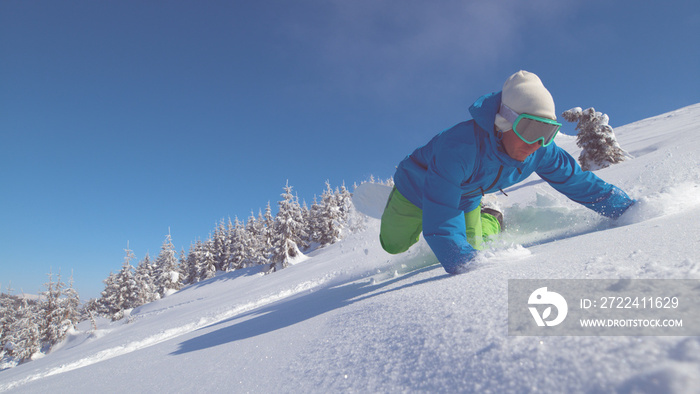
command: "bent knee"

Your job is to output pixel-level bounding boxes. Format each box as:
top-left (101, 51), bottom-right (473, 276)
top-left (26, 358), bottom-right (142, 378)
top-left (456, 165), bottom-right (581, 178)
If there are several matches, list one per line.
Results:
top-left (379, 235), bottom-right (410, 255)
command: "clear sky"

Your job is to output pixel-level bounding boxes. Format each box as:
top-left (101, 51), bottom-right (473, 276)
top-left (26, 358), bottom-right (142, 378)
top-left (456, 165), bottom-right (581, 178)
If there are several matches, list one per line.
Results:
top-left (1, 0), bottom-right (698, 300)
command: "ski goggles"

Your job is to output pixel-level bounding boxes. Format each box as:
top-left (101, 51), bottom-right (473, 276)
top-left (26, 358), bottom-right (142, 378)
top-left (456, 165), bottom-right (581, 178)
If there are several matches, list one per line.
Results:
top-left (498, 103), bottom-right (561, 147)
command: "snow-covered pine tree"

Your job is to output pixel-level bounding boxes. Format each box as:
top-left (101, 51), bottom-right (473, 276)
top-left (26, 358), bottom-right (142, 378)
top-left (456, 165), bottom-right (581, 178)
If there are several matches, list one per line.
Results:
top-left (6, 298), bottom-right (42, 363)
top-left (295, 194), bottom-right (310, 252)
top-left (258, 203), bottom-right (275, 267)
top-left (562, 107), bottom-right (626, 171)
top-left (38, 271), bottom-right (81, 351)
top-left (211, 219), bottom-right (232, 272)
top-left (39, 271), bottom-right (69, 349)
top-left (306, 194), bottom-right (323, 246)
top-left (263, 202), bottom-right (275, 230)
top-left (268, 182), bottom-right (307, 273)
top-left (134, 253), bottom-right (158, 305)
top-left (177, 248), bottom-right (188, 286)
top-left (196, 239), bottom-right (217, 281)
top-left (336, 182), bottom-right (353, 223)
top-left (0, 289), bottom-right (18, 360)
top-left (225, 218), bottom-right (237, 269)
top-left (39, 271), bottom-right (60, 349)
top-left (301, 199), bottom-right (310, 241)
top-left (61, 274), bottom-right (81, 336)
top-left (154, 233), bottom-right (181, 297)
top-left (0, 296), bottom-right (7, 357)
top-left (316, 181), bottom-right (342, 246)
top-left (96, 246), bottom-right (140, 321)
top-left (336, 181), bottom-right (362, 236)
top-left (226, 217), bottom-right (247, 271)
top-left (97, 271), bottom-right (119, 317)
top-left (111, 248), bottom-right (140, 320)
top-left (180, 241), bottom-right (203, 285)
top-left (242, 212), bottom-right (265, 267)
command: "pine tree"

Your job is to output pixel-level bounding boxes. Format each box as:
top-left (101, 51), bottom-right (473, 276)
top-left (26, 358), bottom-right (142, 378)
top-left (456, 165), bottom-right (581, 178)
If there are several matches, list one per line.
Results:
top-left (134, 253), bottom-right (158, 305)
top-left (323, 182), bottom-right (343, 245)
top-left (154, 233), bottom-right (181, 297)
top-left (336, 182), bottom-right (359, 235)
top-left (97, 271), bottom-right (119, 317)
top-left (112, 248), bottom-right (139, 320)
top-left (301, 199), bottom-right (311, 245)
top-left (242, 212), bottom-right (266, 267)
top-left (227, 217), bottom-right (247, 270)
top-left (258, 203), bottom-right (275, 267)
top-left (337, 182), bottom-right (353, 223)
top-left (61, 274), bottom-right (81, 336)
top-left (39, 272), bottom-right (81, 349)
top-left (0, 289), bottom-right (18, 360)
top-left (295, 193), bottom-right (310, 251)
top-left (181, 241), bottom-right (203, 285)
top-left (268, 182), bottom-right (307, 273)
top-left (306, 194), bottom-right (323, 246)
top-left (6, 298), bottom-right (42, 363)
top-left (562, 107), bottom-right (626, 171)
top-left (177, 248), bottom-right (188, 286)
top-left (197, 239), bottom-right (217, 280)
top-left (39, 271), bottom-right (65, 349)
top-left (311, 181), bottom-right (350, 247)
top-left (98, 246), bottom-right (139, 321)
top-left (211, 219), bottom-right (232, 272)
top-left (225, 218), bottom-right (237, 269)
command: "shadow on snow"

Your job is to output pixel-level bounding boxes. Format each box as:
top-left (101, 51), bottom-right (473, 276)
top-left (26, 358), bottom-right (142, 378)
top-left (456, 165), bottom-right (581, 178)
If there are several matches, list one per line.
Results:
top-left (169, 265), bottom-right (443, 356)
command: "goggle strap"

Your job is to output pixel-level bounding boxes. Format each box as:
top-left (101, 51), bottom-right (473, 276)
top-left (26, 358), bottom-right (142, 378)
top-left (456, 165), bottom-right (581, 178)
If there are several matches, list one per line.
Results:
top-left (498, 103), bottom-right (520, 125)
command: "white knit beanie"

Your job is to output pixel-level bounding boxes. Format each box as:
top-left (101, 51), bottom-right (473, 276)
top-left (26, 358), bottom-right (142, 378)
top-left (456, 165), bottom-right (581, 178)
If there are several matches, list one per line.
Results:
top-left (494, 70), bottom-right (557, 132)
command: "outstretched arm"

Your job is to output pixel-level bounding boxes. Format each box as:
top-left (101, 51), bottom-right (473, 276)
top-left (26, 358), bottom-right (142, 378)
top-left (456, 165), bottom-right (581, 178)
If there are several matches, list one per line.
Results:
top-left (536, 144), bottom-right (634, 219)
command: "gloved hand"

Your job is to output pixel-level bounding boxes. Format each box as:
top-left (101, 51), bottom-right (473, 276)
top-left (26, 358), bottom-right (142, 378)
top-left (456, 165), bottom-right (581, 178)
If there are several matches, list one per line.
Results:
top-left (590, 186), bottom-right (635, 219)
top-left (442, 249), bottom-right (479, 275)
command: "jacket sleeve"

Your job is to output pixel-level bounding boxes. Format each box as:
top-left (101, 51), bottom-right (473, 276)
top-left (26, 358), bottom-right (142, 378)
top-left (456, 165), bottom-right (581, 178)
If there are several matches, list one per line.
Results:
top-left (422, 139), bottom-right (479, 274)
top-left (536, 144), bottom-right (634, 219)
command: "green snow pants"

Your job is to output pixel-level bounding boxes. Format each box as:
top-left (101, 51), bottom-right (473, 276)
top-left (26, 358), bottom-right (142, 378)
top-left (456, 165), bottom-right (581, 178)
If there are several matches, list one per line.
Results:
top-left (380, 187), bottom-right (501, 254)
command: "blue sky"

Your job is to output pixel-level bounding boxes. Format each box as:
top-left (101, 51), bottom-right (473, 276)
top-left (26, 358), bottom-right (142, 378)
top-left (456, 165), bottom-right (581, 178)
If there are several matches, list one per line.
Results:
top-left (1, 0), bottom-right (698, 300)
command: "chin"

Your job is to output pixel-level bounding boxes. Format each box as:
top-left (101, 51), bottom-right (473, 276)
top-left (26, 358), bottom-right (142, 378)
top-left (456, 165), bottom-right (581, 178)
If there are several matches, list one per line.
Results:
top-left (510, 152), bottom-right (529, 162)
top-left (505, 146), bottom-right (535, 162)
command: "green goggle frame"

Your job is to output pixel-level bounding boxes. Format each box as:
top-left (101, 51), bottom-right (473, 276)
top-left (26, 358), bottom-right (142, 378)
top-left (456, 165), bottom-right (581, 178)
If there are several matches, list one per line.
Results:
top-left (499, 103), bottom-right (562, 147)
top-left (512, 113), bottom-right (561, 147)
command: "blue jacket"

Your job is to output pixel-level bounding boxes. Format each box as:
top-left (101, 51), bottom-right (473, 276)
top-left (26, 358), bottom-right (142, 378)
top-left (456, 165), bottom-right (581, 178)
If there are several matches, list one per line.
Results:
top-left (393, 91), bottom-right (634, 274)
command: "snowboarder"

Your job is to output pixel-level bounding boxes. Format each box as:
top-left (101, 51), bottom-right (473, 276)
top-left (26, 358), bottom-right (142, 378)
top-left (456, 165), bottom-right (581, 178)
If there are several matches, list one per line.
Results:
top-left (380, 70), bottom-right (635, 274)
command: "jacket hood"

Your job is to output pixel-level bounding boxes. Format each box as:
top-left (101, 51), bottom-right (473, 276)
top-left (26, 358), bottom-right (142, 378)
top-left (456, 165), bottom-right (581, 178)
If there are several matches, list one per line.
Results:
top-left (468, 91), bottom-right (525, 168)
top-left (469, 91), bottom-right (501, 132)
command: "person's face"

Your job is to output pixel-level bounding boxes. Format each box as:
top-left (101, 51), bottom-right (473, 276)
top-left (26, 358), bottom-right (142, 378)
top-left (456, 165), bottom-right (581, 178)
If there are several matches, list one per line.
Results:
top-left (501, 129), bottom-right (542, 161)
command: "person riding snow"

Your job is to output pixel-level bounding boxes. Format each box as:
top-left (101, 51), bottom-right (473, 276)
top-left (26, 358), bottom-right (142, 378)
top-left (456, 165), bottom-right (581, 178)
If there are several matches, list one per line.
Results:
top-left (380, 70), bottom-right (635, 274)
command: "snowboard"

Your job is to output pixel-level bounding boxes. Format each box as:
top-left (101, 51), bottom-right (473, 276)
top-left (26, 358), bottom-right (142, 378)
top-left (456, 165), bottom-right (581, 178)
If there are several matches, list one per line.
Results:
top-left (352, 182), bottom-right (393, 219)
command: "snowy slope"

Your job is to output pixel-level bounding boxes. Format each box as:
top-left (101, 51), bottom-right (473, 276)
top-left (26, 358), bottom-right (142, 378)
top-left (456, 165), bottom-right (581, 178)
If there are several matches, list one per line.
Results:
top-left (2, 104), bottom-right (700, 393)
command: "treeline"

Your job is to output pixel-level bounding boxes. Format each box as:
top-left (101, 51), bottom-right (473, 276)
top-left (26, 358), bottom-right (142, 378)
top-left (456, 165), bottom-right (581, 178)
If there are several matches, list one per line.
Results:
top-left (86, 181), bottom-right (357, 321)
top-left (1, 180), bottom-right (365, 367)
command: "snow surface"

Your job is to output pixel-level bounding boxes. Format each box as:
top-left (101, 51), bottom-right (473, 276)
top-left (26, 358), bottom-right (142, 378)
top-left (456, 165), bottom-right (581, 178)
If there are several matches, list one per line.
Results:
top-left (2, 104), bottom-right (700, 393)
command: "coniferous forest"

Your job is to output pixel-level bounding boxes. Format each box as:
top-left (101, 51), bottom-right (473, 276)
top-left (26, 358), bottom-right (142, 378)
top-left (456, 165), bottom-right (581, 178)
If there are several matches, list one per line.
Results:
top-left (1, 179), bottom-right (386, 366)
